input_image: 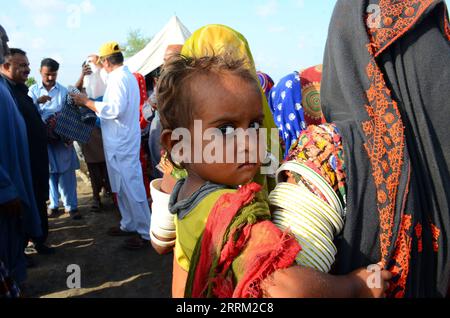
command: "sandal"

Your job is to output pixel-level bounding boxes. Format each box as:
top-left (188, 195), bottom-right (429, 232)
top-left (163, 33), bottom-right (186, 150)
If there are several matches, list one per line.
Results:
top-left (107, 226), bottom-right (137, 237)
top-left (123, 236), bottom-right (150, 250)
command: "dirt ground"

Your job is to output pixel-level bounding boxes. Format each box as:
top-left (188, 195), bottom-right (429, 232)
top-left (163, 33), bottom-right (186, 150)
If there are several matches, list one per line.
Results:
top-left (26, 173), bottom-right (173, 298)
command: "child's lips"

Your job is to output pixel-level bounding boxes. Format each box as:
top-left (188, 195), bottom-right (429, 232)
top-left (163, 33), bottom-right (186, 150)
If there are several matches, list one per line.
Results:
top-left (238, 163), bottom-right (258, 170)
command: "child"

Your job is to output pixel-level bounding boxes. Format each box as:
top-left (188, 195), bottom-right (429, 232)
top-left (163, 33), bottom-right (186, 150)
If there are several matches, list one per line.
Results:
top-left (157, 53), bottom-right (391, 298)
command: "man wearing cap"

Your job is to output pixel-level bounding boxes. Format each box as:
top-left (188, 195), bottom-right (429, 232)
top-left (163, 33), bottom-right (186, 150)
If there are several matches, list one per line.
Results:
top-left (72, 42), bottom-right (151, 250)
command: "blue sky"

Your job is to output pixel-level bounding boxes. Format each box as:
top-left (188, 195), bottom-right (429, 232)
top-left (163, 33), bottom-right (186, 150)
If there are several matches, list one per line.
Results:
top-left (1, 0), bottom-right (449, 86)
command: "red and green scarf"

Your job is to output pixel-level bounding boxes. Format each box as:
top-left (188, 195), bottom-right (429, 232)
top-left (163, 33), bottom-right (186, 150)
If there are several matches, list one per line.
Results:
top-left (185, 182), bottom-right (301, 298)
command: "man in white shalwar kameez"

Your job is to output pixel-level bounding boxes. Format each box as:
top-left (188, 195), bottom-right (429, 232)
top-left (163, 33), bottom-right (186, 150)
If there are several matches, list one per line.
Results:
top-left (72, 42), bottom-right (151, 249)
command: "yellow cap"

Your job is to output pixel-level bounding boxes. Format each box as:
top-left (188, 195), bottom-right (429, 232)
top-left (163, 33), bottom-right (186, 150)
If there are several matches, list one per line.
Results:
top-left (98, 41), bottom-right (123, 58)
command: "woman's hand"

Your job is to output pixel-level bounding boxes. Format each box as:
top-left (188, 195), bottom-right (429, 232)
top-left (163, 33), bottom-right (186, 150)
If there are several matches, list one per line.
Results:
top-left (348, 262), bottom-right (392, 298)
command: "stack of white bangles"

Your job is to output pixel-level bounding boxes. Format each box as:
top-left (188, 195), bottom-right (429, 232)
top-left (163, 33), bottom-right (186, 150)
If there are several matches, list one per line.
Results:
top-left (150, 179), bottom-right (176, 248)
top-left (269, 161), bottom-right (346, 273)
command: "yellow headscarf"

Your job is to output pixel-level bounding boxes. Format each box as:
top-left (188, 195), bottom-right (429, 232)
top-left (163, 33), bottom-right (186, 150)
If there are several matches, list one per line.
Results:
top-left (181, 24), bottom-right (280, 165)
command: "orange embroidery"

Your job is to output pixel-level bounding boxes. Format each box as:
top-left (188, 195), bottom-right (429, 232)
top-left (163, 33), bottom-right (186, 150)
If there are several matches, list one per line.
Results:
top-left (405, 7), bottom-right (415, 17)
top-left (362, 1), bottom-right (443, 296)
top-left (415, 223), bottom-right (422, 253)
top-left (362, 0), bottom-right (450, 298)
top-left (366, 0), bottom-right (435, 57)
top-left (430, 222), bottom-right (441, 253)
top-left (384, 17), bottom-right (393, 26)
top-left (387, 214), bottom-right (412, 298)
top-left (384, 113), bottom-right (395, 124)
top-left (363, 57), bottom-right (405, 264)
top-left (378, 191), bottom-right (387, 204)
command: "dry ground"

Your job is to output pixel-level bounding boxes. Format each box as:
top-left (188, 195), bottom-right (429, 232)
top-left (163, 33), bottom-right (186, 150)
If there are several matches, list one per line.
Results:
top-left (26, 173), bottom-right (173, 298)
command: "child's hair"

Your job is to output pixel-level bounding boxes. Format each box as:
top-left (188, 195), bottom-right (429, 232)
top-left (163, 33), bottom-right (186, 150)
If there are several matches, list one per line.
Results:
top-left (156, 53), bottom-right (260, 131)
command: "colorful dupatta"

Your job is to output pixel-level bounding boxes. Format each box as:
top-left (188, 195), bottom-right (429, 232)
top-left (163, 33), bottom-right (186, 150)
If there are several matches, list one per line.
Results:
top-left (181, 25), bottom-right (281, 164)
top-left (299, 65), bottom-right (325, 126)
top-left (185, 183), bottom-right (300, 298)
top-left (268, 72), bottom-right (305, 158)
top-left (133, 73), bottom-right (149, 131)
top-left (257, 71), bottom-right (274, 101)
top-left (286, 124), bottom-right (346, 207)
top-left (133, 72), bottom-right (150, 199)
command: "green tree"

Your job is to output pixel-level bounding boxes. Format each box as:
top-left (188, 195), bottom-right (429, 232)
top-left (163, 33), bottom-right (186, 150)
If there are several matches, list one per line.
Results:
top-left (26, 76), bottom-right (37, 87)
top-left (122, 29), bottom-right (152, 58)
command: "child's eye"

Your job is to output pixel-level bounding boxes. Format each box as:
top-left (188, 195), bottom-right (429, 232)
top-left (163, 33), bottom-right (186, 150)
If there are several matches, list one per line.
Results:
top-left (219, 125), bottom-right (235, 135)
top-left (249, 122), bottom-right (261, 130)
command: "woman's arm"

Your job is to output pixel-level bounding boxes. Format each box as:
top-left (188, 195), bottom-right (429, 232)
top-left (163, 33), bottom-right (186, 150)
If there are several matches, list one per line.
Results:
top-left (262, 263), bottom-right (391, 298)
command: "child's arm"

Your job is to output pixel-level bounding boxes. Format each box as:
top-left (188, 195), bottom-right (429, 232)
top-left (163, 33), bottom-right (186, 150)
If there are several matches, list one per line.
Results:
top-left (172, 255), bottom-right (188, 298)
top-left (151, 171), bottom-right (177, 255)
top-left (261, 263), bottom-right (392, 298)
top-left (151, 237), bottom-right (174, 255)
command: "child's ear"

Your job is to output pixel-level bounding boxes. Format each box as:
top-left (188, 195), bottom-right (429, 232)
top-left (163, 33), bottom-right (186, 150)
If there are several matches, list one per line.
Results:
top-left (161, 128), bottom-right (190, 168)
top-left (160, 129), bottom-right (175, 154)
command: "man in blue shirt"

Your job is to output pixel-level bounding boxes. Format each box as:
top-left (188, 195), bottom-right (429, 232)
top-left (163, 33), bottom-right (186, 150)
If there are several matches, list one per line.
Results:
top-left (29, 59), bottom-right (81, 220)
top-left (0, 24), bottom-right (42, 290)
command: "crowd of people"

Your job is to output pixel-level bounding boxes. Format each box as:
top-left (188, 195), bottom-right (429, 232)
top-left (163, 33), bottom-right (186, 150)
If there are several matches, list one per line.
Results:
top-left (1, 0), bottom-right (450, 299)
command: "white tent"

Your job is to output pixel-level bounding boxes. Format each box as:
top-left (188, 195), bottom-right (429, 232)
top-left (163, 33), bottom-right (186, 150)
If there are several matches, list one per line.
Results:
top-left (125, 16), bottom-right (191, 76)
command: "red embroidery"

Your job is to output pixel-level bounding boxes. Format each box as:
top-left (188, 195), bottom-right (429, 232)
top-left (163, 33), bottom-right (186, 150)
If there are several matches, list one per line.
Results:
top-left (415, 223), bottom-right (423, 253)
top-left (430, 222), bottom-right (441, 253)
top-left (363, 58), bottom-right (405, 264)
top-left (366, 0), bottom-right (435, 57)
top-left (361, 0), bottom-right (450, 299)
top-left (362, 0), bottom-right (441, 296)
top-left (387, 214), bottom-right (413, 298)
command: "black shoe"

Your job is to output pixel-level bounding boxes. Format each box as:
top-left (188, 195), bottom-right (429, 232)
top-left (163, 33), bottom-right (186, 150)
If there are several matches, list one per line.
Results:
top-left (69, 210), bottom-right (82, 220)
top-left (48, 208), bottom-right (63, 219)
top-left (35, 243), bottom-right (56, 255)
top-left (90, 199), bottom-right (101, 212)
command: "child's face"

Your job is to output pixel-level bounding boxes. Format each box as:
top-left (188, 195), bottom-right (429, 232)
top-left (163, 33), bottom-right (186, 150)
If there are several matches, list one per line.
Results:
top-left (186, 72), bottom-right (264, 187)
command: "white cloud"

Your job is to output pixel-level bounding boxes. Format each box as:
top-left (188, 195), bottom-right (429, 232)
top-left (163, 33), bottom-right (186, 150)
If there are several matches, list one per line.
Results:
top-left (20, 0), bottom-right (95, 29)
top-left (32, 37), bottom-right (46, 50)
top-left (0, 14), bottom-right (18, 31)
top-left (20, 0), bottom-right (67, 11)
top-left (298, 35), bottom-right (306, 50)
top-left (294, 0), bottom-right (305, 8)
top-left (7, 31), bottom-right (27, 48)
top-left (48, 52), bottom-right (64, 64)
top-left (20, 0), bottom-right (65, 28)
top-left (80, 0), bottom-right (95, 14)
top-left (268, 25), bottom-right (286, 33)
top-left (32, 13), bottom-right (56, 28)
top-left (256, 0), bottom-right (278, 17)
